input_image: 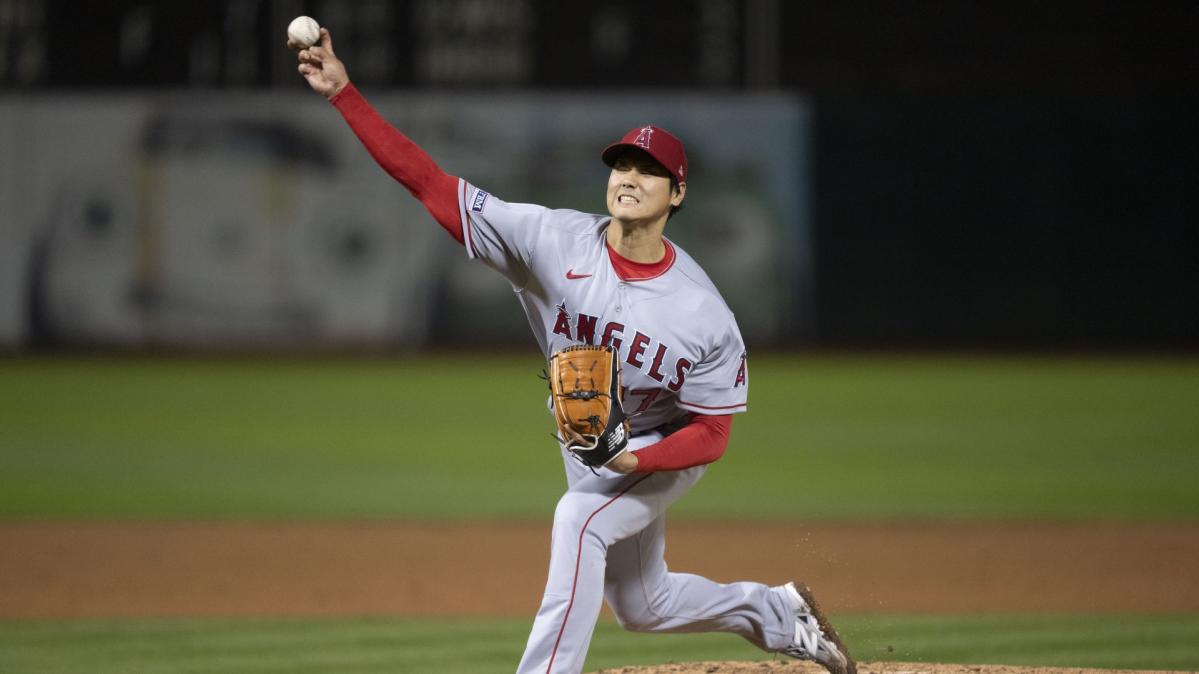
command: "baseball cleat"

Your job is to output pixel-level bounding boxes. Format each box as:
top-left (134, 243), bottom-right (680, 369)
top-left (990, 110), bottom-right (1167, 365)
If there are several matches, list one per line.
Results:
top-left (779, 581), bottom-right (857, 674)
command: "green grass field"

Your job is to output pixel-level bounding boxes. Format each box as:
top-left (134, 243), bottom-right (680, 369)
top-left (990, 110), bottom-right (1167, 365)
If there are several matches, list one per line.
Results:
top-left (2, 614), bottom-right (1197, 673)
top-left (2, 354), bottom-right (1197, 519)
top-left (2, 354), bottom-right (1197, 672)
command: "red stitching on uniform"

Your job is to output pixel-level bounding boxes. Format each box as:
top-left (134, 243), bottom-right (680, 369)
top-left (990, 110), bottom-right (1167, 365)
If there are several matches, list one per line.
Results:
top-left (461, 181), bottom-right (479, 258)
top-left (460, 181), bottom-right (470, 254)
top-left (545, 473), bottom-right (653, 673)
top-left (678, 400), bottom-right (746, 410)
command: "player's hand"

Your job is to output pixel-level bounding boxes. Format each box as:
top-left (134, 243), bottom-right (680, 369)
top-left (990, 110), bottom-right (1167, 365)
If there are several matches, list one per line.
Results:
top-left (294, 28), bottom-right (349, 99)
top-left (607, 450), bottom-right (639, 474)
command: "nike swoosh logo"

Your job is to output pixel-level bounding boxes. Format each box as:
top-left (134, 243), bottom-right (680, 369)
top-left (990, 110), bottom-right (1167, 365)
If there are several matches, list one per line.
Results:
top-left (565, 270), bottom-right (592, 280)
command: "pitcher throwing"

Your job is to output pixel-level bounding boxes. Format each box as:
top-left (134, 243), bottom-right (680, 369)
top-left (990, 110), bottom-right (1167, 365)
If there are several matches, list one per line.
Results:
top-left (292, 27), bottom-right (856, 674)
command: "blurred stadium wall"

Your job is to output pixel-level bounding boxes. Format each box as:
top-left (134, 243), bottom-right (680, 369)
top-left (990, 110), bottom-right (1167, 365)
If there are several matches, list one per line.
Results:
top-left (1, 1), bottom-right (1195, 350)
top-left (0, 93), bottom-right (807, 347)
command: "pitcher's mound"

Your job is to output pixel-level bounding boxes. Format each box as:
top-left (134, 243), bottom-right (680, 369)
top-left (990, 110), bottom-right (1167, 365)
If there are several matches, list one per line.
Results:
top-left (590, 662), bottom-right (1180, 674)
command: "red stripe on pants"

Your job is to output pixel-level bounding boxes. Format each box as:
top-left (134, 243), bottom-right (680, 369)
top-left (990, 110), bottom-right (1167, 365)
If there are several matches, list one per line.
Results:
top-left (545, 473), bottom-right (653, 673)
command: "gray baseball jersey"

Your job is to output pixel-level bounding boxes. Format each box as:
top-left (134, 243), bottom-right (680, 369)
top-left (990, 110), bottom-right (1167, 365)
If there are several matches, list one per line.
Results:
top-left (456, 180), bottom-right (749, 432)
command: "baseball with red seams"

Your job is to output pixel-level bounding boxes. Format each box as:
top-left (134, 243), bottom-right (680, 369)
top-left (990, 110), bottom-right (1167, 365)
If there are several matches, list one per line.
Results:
top-left (287, 16), bottom-right (320, 48)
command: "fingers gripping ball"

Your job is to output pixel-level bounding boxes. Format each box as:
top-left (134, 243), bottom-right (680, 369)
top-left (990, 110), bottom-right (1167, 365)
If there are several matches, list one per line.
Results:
top-left (549, 345), bottom-right (630, 468)
top-left (287, 16), bottom-right (321, 49)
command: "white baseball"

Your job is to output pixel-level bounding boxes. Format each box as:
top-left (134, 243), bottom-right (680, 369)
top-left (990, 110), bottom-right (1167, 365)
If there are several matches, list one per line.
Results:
top-left (287, 16), bottom-right (321, 48)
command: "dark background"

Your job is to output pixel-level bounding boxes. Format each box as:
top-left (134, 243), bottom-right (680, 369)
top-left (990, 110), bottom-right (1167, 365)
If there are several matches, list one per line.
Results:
top-left (6, 0), bottom-right (1196, 348)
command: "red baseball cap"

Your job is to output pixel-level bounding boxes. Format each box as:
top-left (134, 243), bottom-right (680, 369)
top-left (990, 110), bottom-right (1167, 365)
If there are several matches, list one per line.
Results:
top-left (601, 125), bottom-right (688, 184)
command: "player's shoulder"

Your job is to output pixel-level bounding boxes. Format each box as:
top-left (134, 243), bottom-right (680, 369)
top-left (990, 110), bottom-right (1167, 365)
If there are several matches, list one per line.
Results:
top-left (667, 242), bottom-right (731, 309)
top-left (542, 207), bottom-right (610, 235)
top-left (468, 184), bottom-right (606, 231)
top-left (663, 241), bottom-right (742, 336)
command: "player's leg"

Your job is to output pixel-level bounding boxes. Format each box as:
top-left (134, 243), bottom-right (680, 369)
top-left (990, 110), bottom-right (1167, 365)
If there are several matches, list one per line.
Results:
top-left (602, 514), bottom-right (796, 652)
top-left (515, 447), bottom-right (700, 674)
top-left (603, 516), bottom-right (854, 673)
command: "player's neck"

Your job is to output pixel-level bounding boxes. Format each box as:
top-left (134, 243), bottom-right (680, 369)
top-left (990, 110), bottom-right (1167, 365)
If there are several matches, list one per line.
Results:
top-left (606, 218), bottom-right (667, 263)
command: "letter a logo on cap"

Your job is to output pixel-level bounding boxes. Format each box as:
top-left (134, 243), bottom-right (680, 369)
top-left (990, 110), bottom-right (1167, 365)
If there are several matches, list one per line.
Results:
top-left (633, 126), bottom-right (654, 149)
top-left (601, 124), bottom-right (687, 185)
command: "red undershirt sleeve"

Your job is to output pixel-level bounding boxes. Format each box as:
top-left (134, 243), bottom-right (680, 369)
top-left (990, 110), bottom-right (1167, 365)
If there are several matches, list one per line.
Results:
top-left (329, 83), bottom-right (464, 244)
top-left (633, 414), bottom-right (732, 472)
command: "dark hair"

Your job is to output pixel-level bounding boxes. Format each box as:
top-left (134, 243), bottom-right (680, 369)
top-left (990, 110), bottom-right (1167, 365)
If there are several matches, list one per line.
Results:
top-left (669, 177), bottom-right (684, 219)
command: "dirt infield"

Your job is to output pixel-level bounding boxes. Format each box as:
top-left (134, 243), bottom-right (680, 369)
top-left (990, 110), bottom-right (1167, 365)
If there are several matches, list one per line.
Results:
top-left (2, 521), bottom-right (1197, 619)
top-left (588, 663), bottom-right (1187, 674)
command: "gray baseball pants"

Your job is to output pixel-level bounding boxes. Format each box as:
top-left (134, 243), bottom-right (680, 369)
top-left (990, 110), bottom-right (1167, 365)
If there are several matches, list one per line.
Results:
top-left (515, 432), bottom-right (797, 674)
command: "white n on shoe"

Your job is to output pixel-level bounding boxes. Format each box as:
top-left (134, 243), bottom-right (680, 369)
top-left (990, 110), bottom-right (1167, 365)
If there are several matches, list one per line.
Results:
top-left (779, 581), bottom-right (857, 674)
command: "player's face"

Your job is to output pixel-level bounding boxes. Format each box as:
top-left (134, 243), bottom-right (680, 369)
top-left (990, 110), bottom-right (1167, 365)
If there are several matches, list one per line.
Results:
top-left (606, 151), bottom-right (685, 225)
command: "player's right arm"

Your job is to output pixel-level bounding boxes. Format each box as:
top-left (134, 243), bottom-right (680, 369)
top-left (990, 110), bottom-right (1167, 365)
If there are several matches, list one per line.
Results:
top-left (293, 28), bottom-right (348, 98)
top-left (295, 28), bottom-right (573, 291)
top-left (294, 28), bottom-right (463, 244)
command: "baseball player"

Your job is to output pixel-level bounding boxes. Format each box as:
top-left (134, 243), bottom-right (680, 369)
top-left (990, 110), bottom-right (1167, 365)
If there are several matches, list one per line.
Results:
top-left (293, 28), bottom-right (855, 674)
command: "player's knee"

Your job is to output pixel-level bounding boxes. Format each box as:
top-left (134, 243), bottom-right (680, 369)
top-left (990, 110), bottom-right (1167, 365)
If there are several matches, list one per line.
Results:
top-left (614, 613), bottom-right (657, 633)
top-left (609, 600), bottom-right (662, 633)
top-left (606, 583), bottom-right (666, 633)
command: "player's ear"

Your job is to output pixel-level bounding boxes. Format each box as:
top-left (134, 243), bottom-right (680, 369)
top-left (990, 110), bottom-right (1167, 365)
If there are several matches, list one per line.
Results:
top-left (671, 182), bottom-right (686, 207)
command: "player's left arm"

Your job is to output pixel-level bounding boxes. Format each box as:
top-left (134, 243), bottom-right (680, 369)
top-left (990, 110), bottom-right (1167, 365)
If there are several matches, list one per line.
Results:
top-left (609, 413), bottom-right (732, 474)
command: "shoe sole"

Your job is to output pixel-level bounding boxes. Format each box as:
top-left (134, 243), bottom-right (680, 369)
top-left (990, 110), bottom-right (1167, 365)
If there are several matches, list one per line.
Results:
top-left (795, 582), bottom-right (858, 674)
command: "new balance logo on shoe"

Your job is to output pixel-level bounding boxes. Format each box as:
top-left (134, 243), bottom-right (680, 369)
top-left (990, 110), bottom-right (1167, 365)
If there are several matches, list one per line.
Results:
top-left (780, 582), bottom-right (856, 674)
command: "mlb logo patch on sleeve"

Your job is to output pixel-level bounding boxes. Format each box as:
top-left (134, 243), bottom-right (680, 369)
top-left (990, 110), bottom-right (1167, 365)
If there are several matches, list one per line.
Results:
top-left (471, 189), bottom-right (489, 212)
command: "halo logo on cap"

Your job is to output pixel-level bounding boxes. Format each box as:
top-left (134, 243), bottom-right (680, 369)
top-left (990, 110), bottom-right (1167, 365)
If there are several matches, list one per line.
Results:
top-left (633, 126), bottom-right (654, 149)
top-left (601, 125), bottom-right (688, 185)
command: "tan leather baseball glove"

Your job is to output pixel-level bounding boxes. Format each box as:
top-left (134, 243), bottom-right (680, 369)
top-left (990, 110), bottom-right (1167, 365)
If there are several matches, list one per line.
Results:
top-left (548, 345), bottom-right (630, 468)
